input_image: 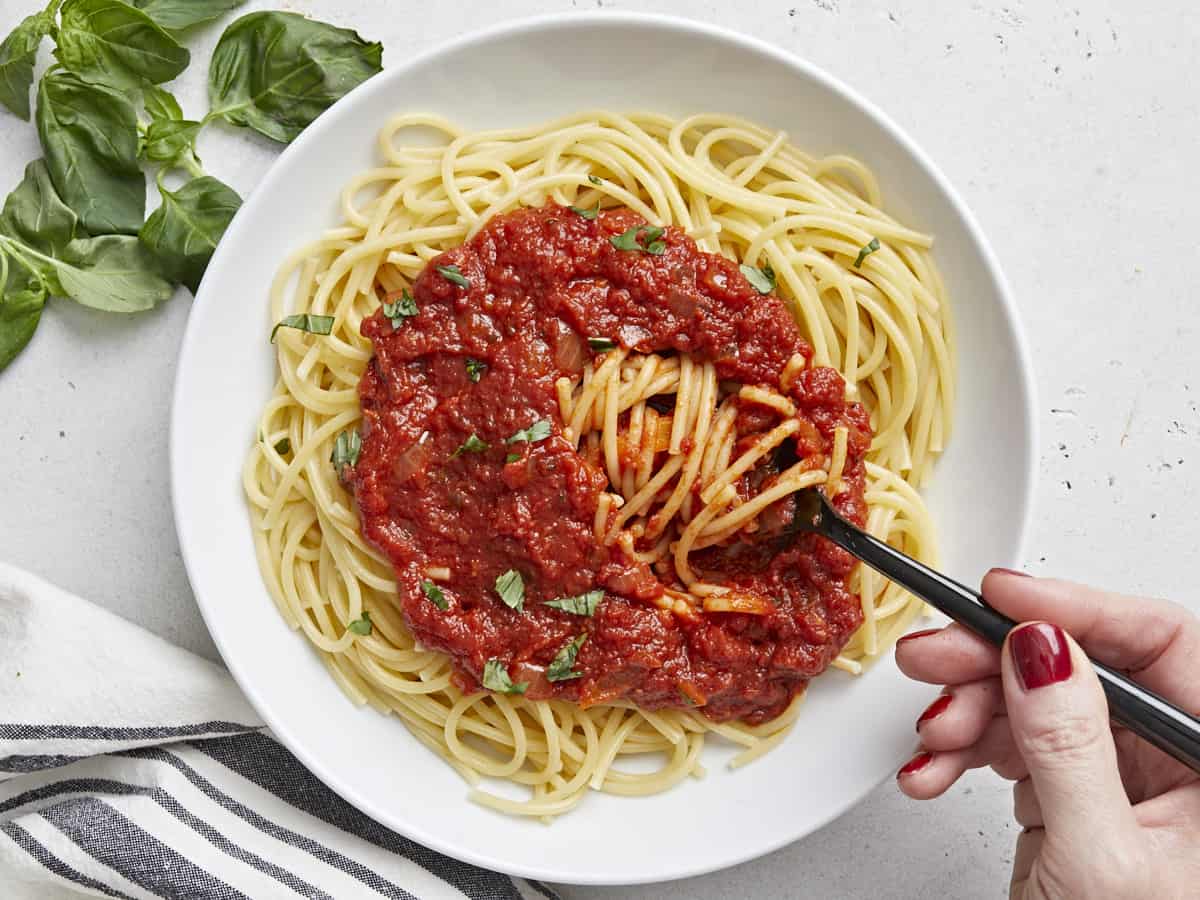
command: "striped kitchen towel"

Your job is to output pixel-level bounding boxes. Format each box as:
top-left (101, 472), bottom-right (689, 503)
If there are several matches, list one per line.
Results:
top-left (0, 563), bottom-right (558, 900)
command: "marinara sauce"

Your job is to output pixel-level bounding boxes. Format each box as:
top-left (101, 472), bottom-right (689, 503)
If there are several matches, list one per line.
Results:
top-left (354, 205), bottom-right (870, 723)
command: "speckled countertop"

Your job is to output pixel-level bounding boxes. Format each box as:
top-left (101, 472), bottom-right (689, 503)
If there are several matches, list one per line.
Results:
top-left (3, 1), bottom-right (1197, 896)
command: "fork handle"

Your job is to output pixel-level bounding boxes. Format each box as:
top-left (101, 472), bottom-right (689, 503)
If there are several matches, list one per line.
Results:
top-left (819, 507), bottom-right (1200, 774)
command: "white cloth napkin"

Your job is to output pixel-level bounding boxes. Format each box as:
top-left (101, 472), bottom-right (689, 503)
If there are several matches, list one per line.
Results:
top-left (0, 563), bottom-right (558, 900)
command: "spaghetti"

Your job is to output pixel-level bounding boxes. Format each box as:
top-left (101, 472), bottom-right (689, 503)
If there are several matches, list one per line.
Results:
top-left (243, 111), bottom-right (953, 818)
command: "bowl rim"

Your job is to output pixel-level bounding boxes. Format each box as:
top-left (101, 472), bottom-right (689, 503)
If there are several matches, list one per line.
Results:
top-left (171, 10), bottom-right (1038, 885)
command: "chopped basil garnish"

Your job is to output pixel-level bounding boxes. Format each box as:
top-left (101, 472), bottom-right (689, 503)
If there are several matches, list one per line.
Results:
top-left (588, 175), bottom-right (604, 186)
top-left (273, 437), bottom-right (291, 455)
top-left (739, 263), bottom-right (776, 294)
top-left (505, 452), bottom-right (521, 464)
top-left (853, 237), bottom-right (881, 268)
top-left (544, 589), bottom-right (603, 616)
top-left (382, 290), bottom-right (418, 328)
top-left (330, 429), bottom-right (361, 479)
top-left (421, 579), bottom-right (448, 611)
top-left (546, 634), bottom-right (587, 682)
top-left (450, 433), bottom-right (489, 458)
top-left (677, 686), bottom-right (696, 705)
top-left (482, 658), bottom-right (527, 694)
top-left (347, 611), bottom-right (372, 635)
top-left (610, 224), bottom-right (665, 255)
top-left (270, 314), bottom-right (334, 343)
top-left (570, 202), bottom-right (600, 220)
top-left (587, 336), bottom-right (617, 352)
top-left (437, 264), bottom-right (470, 288)
top-left (465, 358), bottom-right (487, 382)
top-left (495, 569), bottom-right (525, 611)
top-left (506, 419), bottom-right (552, 444)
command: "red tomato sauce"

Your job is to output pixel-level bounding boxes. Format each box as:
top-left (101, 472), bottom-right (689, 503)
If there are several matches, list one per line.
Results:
top-left (354, 205), bottom-right (870, 723)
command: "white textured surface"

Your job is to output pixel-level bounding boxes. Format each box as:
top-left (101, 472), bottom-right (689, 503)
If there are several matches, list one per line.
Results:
top-left (1, 0), bottom-right (1196, 896)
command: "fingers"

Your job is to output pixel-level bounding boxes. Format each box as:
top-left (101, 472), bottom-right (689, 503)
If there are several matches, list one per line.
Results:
top-left (897, 717), bottom-right (1026, 798)
top-left (1009, 828), bottom-right (1045, 900)
top-left (895, 623), bottom-right (999, 685)
top-left (1135, 781), bottom-right (1200, 835)
top-left (983, 570), bottom-right (1200, 710)
top-left (1000, 620), bottom-right (1139, 844)
top-left (1013, 778), bottom-right (1042, 829)
top-left (916, 677), bottom-right (1005, 751)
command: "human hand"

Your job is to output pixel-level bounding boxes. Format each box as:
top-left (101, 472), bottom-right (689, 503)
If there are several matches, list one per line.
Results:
top-left (894, 571), bottom-right (1200, 899)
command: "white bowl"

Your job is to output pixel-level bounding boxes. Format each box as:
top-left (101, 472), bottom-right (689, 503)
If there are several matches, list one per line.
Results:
top-left (171, 12), bottom-right (1037, 885)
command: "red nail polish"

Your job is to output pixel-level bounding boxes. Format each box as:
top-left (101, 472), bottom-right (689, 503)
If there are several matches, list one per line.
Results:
top-left (917, 693), bottom-right (953, 729)
top-left (990, 567), bottom-right (1031, 578)
top-left (898, 751), bottom-right (933, 777)
top-left (1010, 622), bottom-right (1072, 690)
top-left (896, 627), bottom-right (941, 645)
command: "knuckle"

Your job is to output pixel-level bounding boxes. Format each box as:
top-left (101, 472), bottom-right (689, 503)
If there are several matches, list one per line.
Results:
top-left (1016, 712), bottom-right (1109, 765)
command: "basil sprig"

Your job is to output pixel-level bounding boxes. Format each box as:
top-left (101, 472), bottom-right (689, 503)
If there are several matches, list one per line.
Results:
top-left (0, 5), bottom-right (384, 373)
top-left (610, 224), bottom-right (665, 255)
top-left (543, 589), bottom-right (603, 617)
top-left (450, 433), bottom-right (488, 459)
top-left (739, 263), bottom-right (776, 295)
top-left (207, 11), bottom-right (382, 143)
top-left (570, 202), bottom-right (599, 220)
top-left (495, 569), bottom-right (524, 612)
top-left (854, 237), bottom-right (881, 268)
top-left (270, 314), bottom-right (334, 343)
top-left (506, 420), bottom-right (551, 445)
top-left (421, 579), bottom-right (448, 611)
top-left (436, 264), bottom-right (470, 288)
top-left (465, 358), bottom-right (486, 382)
top-left (347, 610), bottom-right (371, 635)
top-left (546, 634), bottom-right (586, 682)
top-left (482, 659), bottom-right (527, 695)
top-left (382, 289), bottom-right (417, 329)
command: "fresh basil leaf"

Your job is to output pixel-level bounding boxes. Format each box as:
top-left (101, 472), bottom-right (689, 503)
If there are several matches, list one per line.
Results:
top-left (482, 659), bottom-right (527, 695)
top-left (0, 9), bottom-right (55, 121)
top-left (494, 569), bottom-right (524, 612)
top-left (139, 176), bottom-right (241, 293)
top-left (587, 174), bottom-right (603, 186)
top-left (420, 579), bottom-right (448, 611)
top-left (0, 160), bottom-right (80, 254)
top-left (504, 452), bottom-right (520, 464)
top-left (543, 589), bottom-right (603, 617)
top-left (0, 258), bottom-right (47, 372)
top-left (132, 0), bottom-right (246, 31)
top-left (546, 633), bottom-right (586, 682)
top-left (739, 262), bottom-right (776, 295)
top-left (270, 313), bottom-right (334, 342)
top-left (381, 289), bottom-right (417, 328)
top-left (570, 202), bottom-right (599, 220)
top-left (450, 433), bottom-right (488, 459)
top-left (272, 436), bottom-right (291, 455)
top-left (436, 264), bottom-right (469, 288)
top-left (36, 70), bottom-right (144, 235)
top-left (142, 84), bottom-right (183, 122)
top-left (610, 224), bottom-right (666, 255)
top-left (347, 610), bottom-right (371, 635)
top-left (52, 234), bottom-right (174, 312)
top-left (465, 357), bottom-right (486, 382)
top-left (330, 428), bottom-right (361, 480)
top-left (55, 0), bottom-right (189, 91)
top-left (506, 419), bottom-right (551, 445)
top-left (587, 336), bottom-right (616, 352)
top-left (141, 119), bottom-right (202, 164)
top-left (853, 237), bottom-right (881, 268)
top-left (208, 11), bottom-right (383, 144)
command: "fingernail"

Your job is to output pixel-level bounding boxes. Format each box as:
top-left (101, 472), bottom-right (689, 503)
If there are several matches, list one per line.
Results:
top-left (916, 693), bottom-right (953, 730)
top-left (898, 751), bottom-right (934, 777)
top-left (990, 567), bottom-right (1031, 578)
top-left (1010, 622), bottom-right (1072, 690)
top-left (896, 627), bottom-right (941, 646)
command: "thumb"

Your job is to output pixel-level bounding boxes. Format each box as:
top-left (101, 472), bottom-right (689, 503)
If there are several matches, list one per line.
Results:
top-left (1001, 621), bottom-right (1137, 840)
